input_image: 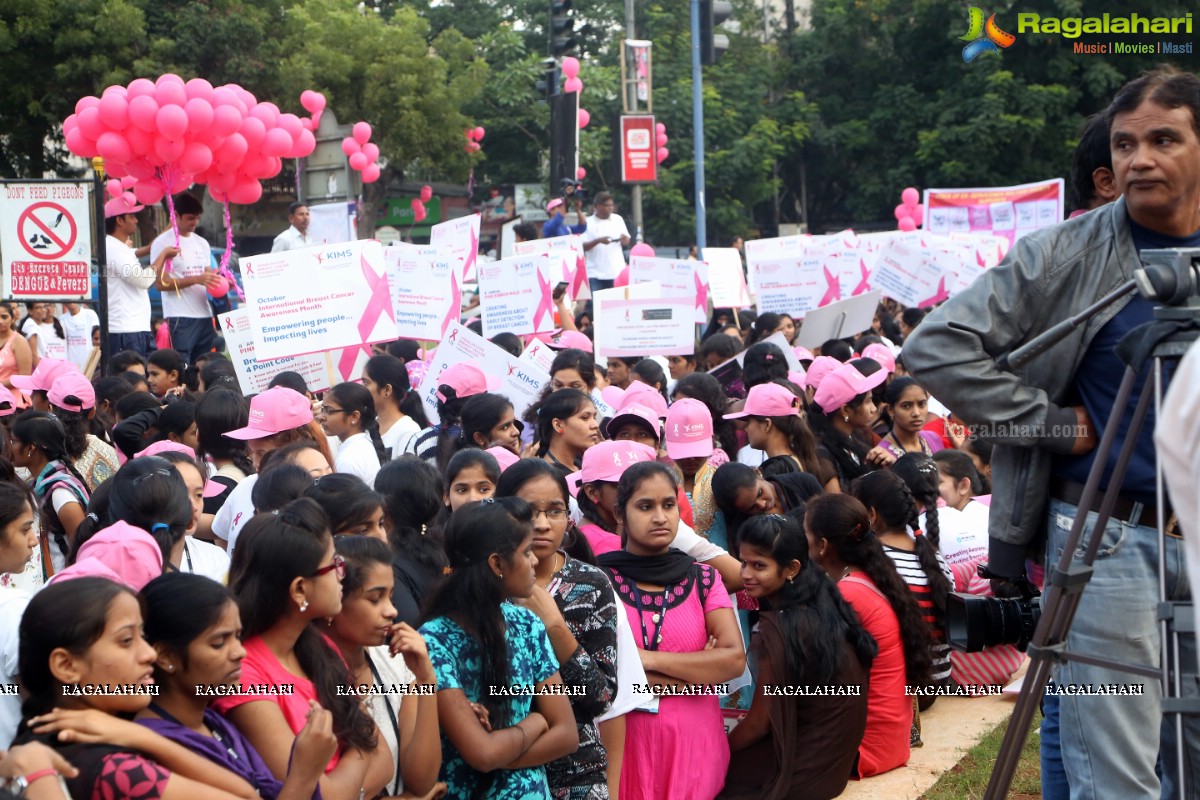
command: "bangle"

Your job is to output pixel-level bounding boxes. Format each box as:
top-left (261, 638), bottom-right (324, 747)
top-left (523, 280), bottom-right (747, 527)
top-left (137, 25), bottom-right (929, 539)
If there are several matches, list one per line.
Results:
top-left (516, 724), bottom-right (527, 753)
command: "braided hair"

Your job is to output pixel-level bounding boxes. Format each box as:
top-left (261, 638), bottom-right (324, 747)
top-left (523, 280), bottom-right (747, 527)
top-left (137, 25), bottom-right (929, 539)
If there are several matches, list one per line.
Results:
top-left (891, 454), bottom-right (943, 548)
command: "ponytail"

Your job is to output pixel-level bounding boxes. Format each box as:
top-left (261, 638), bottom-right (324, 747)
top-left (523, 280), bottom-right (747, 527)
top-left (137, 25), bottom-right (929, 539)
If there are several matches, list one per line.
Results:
top-left (328, 382), bottom-right (386, 466)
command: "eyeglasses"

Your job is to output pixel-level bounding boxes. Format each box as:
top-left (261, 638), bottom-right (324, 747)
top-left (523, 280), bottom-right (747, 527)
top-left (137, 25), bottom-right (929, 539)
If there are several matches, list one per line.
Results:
top-left (319, 406), bottom-right (346, 416)
top-left (311, 554), bottom-right (346, 580)
top-left (531, 507), bottom-right (568, 522)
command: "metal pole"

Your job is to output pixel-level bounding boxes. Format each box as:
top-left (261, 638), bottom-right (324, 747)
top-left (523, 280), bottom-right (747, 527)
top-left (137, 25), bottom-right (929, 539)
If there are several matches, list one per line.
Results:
top-left (625, 0), bottom-right (644, 240)
top-left (91, 158), bottom-right (110, 376)
top-left (690, 0), bottom-right (707, 255)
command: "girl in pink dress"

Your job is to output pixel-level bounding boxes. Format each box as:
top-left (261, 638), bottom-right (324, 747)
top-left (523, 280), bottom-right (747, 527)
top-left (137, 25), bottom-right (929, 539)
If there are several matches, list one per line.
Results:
top-left (597, 462), bottom-right (745, 799)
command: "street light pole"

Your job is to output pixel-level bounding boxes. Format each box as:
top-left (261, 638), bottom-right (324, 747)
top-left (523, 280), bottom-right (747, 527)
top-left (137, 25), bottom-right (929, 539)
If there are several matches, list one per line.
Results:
top-left (690, 0), bottom-right (707, 256)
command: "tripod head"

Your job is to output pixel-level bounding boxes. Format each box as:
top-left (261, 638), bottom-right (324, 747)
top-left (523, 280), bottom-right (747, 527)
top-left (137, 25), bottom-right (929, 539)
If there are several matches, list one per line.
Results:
top-left (1136, 248), bottom-right (1200, 309)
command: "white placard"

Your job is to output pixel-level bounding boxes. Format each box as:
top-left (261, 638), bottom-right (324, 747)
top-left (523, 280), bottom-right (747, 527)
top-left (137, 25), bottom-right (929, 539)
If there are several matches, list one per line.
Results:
top-left (595, 296), bottom-right (695, 358)
top-left (306, 202), bottom-right (354, 246)
top-left (242, 239), bottom-right (393, 361)
top-left (591, 282), bottom-right (661, 368)
top-left (218, 308), bottom-right (331, 395)
top-left (478, 254), bottom-right (556, 337)
top-left (430, 214), bottom-right (481, 283)
top-left (793, 289), bottom-right (883, 350)
top-left (386, 243), bottom-right (463, 342)
top-left (629, 255), bottom-right (708, 323)
top-left (752, 255), bottom-right (825, 318)
top-left (514, 235), bottom-right (590, 301)
top-left (869, 237), bottom-right (947, 308)
top-left (419, 323), bottom-right (550, 423)
top-left (704, 248), bottom-right (751, 308)
top-left (519, 339), bottom-right (558, 373)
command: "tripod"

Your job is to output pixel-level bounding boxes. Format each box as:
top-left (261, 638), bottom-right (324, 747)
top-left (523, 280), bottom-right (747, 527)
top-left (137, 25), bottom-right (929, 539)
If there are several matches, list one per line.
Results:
top-left (985, 250), bottom-right (1200, 799)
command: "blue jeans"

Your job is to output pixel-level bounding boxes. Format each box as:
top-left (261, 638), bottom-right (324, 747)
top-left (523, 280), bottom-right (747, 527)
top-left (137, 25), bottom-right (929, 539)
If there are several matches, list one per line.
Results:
top-left (1046, 498), bottom-right (1197, 800)
top-left (1040, 691), bottom-right (1070, 800)
top-left (588, 278), bottom-right (614, 295)
top-left (168, 316), bottom-right (216, 365)
top-left (108, 331), bottom-right (154, 359)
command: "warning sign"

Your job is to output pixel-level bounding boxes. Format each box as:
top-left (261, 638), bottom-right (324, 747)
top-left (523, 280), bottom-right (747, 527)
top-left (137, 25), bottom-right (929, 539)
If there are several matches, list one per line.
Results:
top-left (0, 181), bottom-right (92, 299)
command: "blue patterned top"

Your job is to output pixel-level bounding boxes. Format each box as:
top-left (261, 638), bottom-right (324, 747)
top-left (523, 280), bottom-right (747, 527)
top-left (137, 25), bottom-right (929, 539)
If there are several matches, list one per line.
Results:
top-left (421, 603), bottom-right (560, 799)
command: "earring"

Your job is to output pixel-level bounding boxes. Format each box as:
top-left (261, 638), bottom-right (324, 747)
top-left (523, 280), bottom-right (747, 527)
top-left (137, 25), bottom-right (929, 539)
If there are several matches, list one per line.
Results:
top-left (843, 414), bottom-right (850, 423)
top-left (165, 664), bottom-right (175, 672)
top-left (298, 600), bottom-right (309, 613)
top-left (498, 572), bottom-right (504, 579)
top-left (787, 575), bottom-right (795, 584)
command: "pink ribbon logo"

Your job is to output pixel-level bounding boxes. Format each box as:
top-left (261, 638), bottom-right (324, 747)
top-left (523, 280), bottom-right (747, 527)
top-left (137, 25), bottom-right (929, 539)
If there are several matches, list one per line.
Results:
top-left (462, 224), bottom-right (479, 280)
top-left (694, 270), bottom-right (708, 315)
top-left (338, 253), bottom-right (394, 380)
top-left (820, 266), bottom-right (841, 306)
top-left (442, 270), bottom-right (462, 336)
top-left (571, 253), bottom-right (589, 298)
top-left (852, 258), bottom-right (872, 296)
top-left (919, 276), bottom-right (950, 308)
top-left (532, 267), bottom-right (555, 331)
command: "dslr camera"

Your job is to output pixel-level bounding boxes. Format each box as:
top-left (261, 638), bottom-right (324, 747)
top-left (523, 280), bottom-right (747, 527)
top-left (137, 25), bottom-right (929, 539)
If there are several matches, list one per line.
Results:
top-left (559, 177), bottom-right (588, 205)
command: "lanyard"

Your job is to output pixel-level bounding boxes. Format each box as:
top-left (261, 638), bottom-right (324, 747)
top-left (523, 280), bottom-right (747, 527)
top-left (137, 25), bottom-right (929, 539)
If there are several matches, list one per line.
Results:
top-left (630, 584), bottom-right (669, 651)
top-left (365, 653), bottom-right (402, 797)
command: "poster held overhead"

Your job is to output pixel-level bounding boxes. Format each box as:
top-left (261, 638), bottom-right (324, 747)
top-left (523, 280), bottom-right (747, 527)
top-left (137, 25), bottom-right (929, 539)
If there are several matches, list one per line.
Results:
top-left (307, 202), bottom-right (355, 245)
top-left (793, 289), bottom-right (883, 350)
top-left (478, 254), bottom-right (557, 337)
top-left (419, 323), bottom-right (550, 424)
top-left (704, 247), bottom-right (751, 308)
top-left (386, 243), bottom-right (463, 341)
top-left (430, 213), bottom-right (482, 283)
top-left (595, 296), bottom-right (695, 358)
top-left (218, 308), bottom-right (331, 395)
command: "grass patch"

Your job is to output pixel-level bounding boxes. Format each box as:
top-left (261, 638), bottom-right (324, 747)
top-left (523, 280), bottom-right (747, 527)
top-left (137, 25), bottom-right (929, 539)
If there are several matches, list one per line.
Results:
top-left (921, 713), bottom-right (1042, 800)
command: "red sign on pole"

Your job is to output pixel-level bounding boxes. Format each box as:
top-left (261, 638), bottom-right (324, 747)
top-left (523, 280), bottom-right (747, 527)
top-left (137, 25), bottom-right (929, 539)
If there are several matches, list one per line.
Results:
top-left (620, 116), bottom-right (657, 184)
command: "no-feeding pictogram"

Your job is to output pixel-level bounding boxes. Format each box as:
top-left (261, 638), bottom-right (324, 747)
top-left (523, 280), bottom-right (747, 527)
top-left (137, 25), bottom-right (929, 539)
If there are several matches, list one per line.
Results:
top-left (18, 202), bottom-right (78, 260)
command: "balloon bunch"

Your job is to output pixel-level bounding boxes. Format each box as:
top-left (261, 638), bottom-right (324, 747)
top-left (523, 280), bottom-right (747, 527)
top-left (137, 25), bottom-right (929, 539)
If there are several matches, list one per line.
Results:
top-left (342, 122), bottom-right (382, 184)
top-left (299, 91), bottom-right (326, 130)
top-left (562, 58), bottom-right (593, 136)
top-left (464, 126), bottom-right (485, 154)
top-left (104, 176), bottom-right (139, 209)
top-left (655, 122), bottom-right (670, 165)
top-left (410, 184), bottom-right (433, 223)
top-left (894, 187), bottom-right (925, 232)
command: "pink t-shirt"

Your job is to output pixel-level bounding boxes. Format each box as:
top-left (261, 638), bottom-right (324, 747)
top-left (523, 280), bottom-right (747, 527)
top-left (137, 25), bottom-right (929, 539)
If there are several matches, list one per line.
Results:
top-left (580, 522), bottom-right (621, 556)
top-left (212, 635), bottom-right (343, 771)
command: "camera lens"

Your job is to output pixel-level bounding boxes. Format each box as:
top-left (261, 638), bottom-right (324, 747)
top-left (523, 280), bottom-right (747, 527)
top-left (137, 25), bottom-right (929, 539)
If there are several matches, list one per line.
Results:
top-left (947, 592), bottom-right (1042, 652)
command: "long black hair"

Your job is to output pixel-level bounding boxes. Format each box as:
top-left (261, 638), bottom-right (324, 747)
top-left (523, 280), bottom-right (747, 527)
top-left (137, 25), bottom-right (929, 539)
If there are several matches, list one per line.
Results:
top-left (304, 473), bottom-right (384, 535)
top-left (142, 572), bottom-right (238, 683)
top-left (422, 497), bottom-right (534, 728)
top-left (534, 388), bottom-right (593, 458)
top-left (891, 454), bottom-right (943, 547)
top-left (430, 383), bottom-right (470, 475)
top-left (18, 577), bottom-right (136, 719)
top-left (630, 360), bottom-right (668, 404)
top-left (93, 376), bottom-right (135, 438)
top-left (229, 497), bottom-right (376, 751)
top-left (932, 449), bottom-right (983, 497)
top-left (364, 354), bottom-right (429, 434)
top-left (326, 382), bottom-right (387, 467)
top-left (252, 464), bottom-right (315, 513)
top-left (26, 302), bottom-right (66, 341)
top-left (742, 342), bottom-right (788, 390)
top-left (711, 462), bottom-right (759, 548)
top-left (805, 493), bottom-right (933, 689)
top-left (148, 349), bottom-right (185, 388)
top-left (738, 515), bottom-right (876, 684)
top-left (103, 456), bottom-right (192, 565)
top-left (374, 457), bottom-right (447, 575)
top-left (195, 388), bottom-right (254, 476)
top-left (462, 393), bottom-right (516, 451)
top-left (808, 398), bottom-right (873, 486)
top-left (522, 348), bottom-right (595, 429)
top-left (12, 411), bottom-right (89, 489)
top-left (672, 372), bottom-right (737, 456)
top-left (576, 480), bottom-right (616, 533)
top-left (335, 534), bottom-right (394, 596)
top-left (496, 457), bottom-right (596, 565)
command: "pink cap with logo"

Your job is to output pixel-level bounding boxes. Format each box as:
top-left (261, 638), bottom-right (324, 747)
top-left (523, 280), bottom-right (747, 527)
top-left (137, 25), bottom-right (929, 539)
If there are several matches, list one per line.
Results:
top-left (804, 356), bottom-right (842, 392)
top-left (862, 343), bottom-right (897, 374)
top-left (724, 382), bottom-right (803, 419)
top-left (536, 330), bottom-right (593, 353)
top-left (793, 346), bottom-right (815, 363)
top-left (434, 363), bottom-right (500, 402)
top-left (11, 358), bottom-right (76, 393)
top-left (605, 403), bottom-right (662, 440)
top-left (48, 372), bottom-right (96, 411)
top-left (619, 381), bottom-right (668, 420)
top-left (567, 440), bottom-right (657, 496)
top-left (664, 398), bottom-right (714, 460)
top-left (813, 362), bottom-right (888, 414)
top-left (224, 386), bottom-right (314, 440)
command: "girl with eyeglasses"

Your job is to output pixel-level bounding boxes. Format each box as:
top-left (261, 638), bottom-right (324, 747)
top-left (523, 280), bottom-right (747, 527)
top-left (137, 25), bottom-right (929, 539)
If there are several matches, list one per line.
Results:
top-left (216, 498), bottom-right (395, 800)
top-left (496, 460), bottom-right (617, 799)
top-left (318, 383), bottom-right (388, 487)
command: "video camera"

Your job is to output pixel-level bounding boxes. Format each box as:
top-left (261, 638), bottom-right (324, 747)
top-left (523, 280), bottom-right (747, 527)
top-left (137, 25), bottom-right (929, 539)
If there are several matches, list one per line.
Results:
top-left (948, 591), bottom-right (1041, 652)
top-left (559, 177), bottom-right (588, 205)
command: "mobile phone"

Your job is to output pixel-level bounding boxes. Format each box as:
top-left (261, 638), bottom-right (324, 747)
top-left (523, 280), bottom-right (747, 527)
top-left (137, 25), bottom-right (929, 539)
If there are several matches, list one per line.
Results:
top-left (552, 281), bottom-right (569, 300)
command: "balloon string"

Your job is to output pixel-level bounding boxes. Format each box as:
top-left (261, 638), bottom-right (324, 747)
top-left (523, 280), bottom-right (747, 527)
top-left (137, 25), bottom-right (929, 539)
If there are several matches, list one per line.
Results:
top-left (220, 202), bottom-right (245, 302)
top-left (161, 167), bottom-right (180, 295)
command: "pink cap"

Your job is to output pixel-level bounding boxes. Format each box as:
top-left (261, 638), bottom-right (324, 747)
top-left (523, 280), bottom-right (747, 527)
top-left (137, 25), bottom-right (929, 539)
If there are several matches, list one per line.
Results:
top-left (434, 363), bottom-right (500, 402)
top-left (567, 440), bottom-right (657, 496)
top-left (49, 558), bottom-right (126, 586)
top-left (104, 195), bottom-right (145, 218)
top-left (486, 446), bottom-right (520, 473)
top-left (664, 398), bottom-right (714, 460)
top-left (0, 385), bottom-right (18, 417)
top-left (605, 403), bottom-right (662, 440)
top-left (546, 198), bottom-right (564, 213)
top-left (724, 383), bottom-right (803, 420)
top-left (224, 386), bottom-right (314, 440)
top-left (813, 362), bottom-right (888, 414)
top-left (619, 381), bottom-right (668, 420)
top-left (787, 369), bottom-right (807, 387)
top-left (48, 372), bottom-right (95, 411)
top-left (536, 330), bottom-right (593, 353)
top-left (600, 385), bottom-right (625, 412)
top-left (67, 522), bottom-right (163, 591)
top-left (862, 343), bottom-right (896, 373)
top-left (793, 346), bottom-right (815, 362)
top-left (804, 356), bottom-right (842, 392)
top-left (134, 441), bottom-right (225, 498)
top-left (11, 358), bottom-right (76, 393)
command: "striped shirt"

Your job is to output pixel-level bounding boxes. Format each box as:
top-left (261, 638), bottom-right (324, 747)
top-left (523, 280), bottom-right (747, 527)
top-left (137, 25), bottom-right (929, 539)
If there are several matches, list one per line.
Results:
top-left (882, 544), bottom-right (953, 683)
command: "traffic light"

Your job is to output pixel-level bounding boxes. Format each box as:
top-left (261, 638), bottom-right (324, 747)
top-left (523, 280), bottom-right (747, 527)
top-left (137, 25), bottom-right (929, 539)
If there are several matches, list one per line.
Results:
top-left (700, 0), bottom-right (732, 65)
top-left (549, 91), bottom-right (579, 193)
top-left (535, 57), bottom-right (559, 99)
top-left (551, 0), bottom-right (576, 57)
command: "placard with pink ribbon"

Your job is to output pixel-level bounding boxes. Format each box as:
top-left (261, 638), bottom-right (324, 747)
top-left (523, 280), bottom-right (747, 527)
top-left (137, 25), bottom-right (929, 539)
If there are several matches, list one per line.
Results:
top-left (514, 234), bottom-right (590, 301)
top-left (419, 323), bottom-right (550, 423)
top-left (704, 248), bottom-right (751, 308)
top-left (385, 242), bottom-right (463, 341)
top-left (242, 239), bottom-right (394, 362)
top-left (594, 295), bottom-right (696, 358)
top-left (478, 254), bottom-right (557, 338)
top-left (430, 214), bottom-right (482, 283)
top-left (752, 254), bottom-right (825, 318)
top-left (869, 234), bottom-right (949, 308)
top-left (217, 308), bottom-right (331, 395)
top-left (628, 255), bottom-right (709, 323)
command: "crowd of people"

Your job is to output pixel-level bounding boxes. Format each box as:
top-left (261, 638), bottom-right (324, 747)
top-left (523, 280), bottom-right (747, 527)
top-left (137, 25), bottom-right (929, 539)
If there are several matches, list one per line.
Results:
top-left (1, 64), bottom-right (1197, 800)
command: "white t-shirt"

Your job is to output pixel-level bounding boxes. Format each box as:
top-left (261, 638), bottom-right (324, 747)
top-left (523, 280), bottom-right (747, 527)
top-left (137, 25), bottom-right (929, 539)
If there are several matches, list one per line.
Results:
top-left (151, 230), bottom-right (212, 319)
top-left (32, 321), bottom-right (68, 361)
top-left (211, 474), bottom-right (258, 554)
top-left (736, 445), bottom-right (766, 468)
top-left (380, 416), bottom-right (421, 462)
top-left (335, 433), bottom-right (382, 486)
top-left (182, 536), bottom-right (231, 583)
top-left (364, 645), bottom-right (417, 796)
top-left (582, 213), bottom-right (630, 280)
top-left (925, 503), bottom-right (988, 567)
top-left (271, 226), bottom-right (313, 252)
top-left (0, 587), bottom-right (30, 748)
top-left (106, 235), bottom-right (155, 333)
top-left (62, 307), bottom-right (100, 369)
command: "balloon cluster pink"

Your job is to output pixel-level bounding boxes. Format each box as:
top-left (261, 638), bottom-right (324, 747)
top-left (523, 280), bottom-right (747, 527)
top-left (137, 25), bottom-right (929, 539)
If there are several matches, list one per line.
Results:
top-left (655, 122), bottom-right (670, 165)
top-left (894, 186), bottom-right (924, 231)
top-left (408, 185), bottom-right (434, 223)
top-left (299, 91), bottom-right (326, 131)
top-left (342, 122), bottom-right (382, 183)
top-left (464, 126), bottom-right (485, 154)
top-left (104, 176), bottom-right (139, 206)
top-left (63, 75), bottom-right (319, 207)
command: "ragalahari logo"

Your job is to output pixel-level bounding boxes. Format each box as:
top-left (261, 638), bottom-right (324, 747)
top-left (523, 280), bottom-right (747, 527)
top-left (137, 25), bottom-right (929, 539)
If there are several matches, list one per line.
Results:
top-left (960, 7), bottom-right (1016, 62)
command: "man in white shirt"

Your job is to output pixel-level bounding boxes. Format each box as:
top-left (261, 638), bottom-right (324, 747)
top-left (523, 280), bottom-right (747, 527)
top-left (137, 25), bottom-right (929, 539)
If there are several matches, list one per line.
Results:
top-left (62, 302), bottom-right (100, 370)
top-left (271, 201), bottom-right (313, 252)
top-left (150, 193), bottom-right (217, 364)
top-left (105, 195), bottom-right (177, 357)
top-left (581, 192), bottom-right (630, 294)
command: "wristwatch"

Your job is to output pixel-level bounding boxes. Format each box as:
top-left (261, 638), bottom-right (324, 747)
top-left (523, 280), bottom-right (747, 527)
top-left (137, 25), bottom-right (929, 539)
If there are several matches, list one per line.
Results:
top-left (2, 768), bottom-right (60, 797)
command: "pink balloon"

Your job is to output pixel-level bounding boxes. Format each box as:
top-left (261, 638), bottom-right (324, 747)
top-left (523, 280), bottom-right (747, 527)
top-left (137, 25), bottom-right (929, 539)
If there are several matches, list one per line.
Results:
top-left (155, 73), bottom-right (185, 88)
top-left (300, 90), bottom-right (326, 114)
top-left (277, 113), bottom-right (304, 140)
top-left (154, 81), bottom-right (187, 109)
top-left (208, 171), bottom-right (237, 193)
top-left (106, 179), bottom-right (122, 198)
top-left (184, 78), bottom-right (215, 101)
top-left (120, 176), bottom-right (138, 189)
top-left (311, 109), bottom-right (323, 130)
top-left (353, 121), bottom-right (372, 145)
top-left (211, 104), bottom-right (243, 137)
top-left (211, 87), bottom-right (239, 108)
top-left (300, 118), bottom-right (313, 131)
top-left (655, 122), bottom-right (666, 135)
top-left (629, 243), bottom-right (655, 258)
top-left (261, 128), bottom-right (293, 158)
top-left (362, 143), bottom-right (380, 161)
top-left (64, 129), bottom-right (96, 158)
top-left (98, 94), bottom-right (130, 131)
top-left (911, 203), bottom-right (924, 225)
top-left (893, 203), bottom-right (909, 221)
top-left (156, 104), bottom-right (189, 141)
top-left (472, 126), bottom-right (485, 141)
top-left (413, 203), bottom-right (427, 222)
top-left (410, 198), bottom-right (422, 210)
top-left (125, 127), bottom-right (154, 158)
top-left (239, 116), bottom-right (266, 149)
top-left (349, 152), bottom-right (369, 171)
top-left (614, 265), bottom-right (630, 287)
top-left (167, 172), bottom-right (194, 193)
top-left (361, 163), bottom-right (381, 183)
top-left (241, 155), bottom-right (274, 179)
top-left (577, 109), bottom-right (590, 129)
top-left (898, 216), bottom-right (916, 232)
top-left (419, 185), bottom-right (433, 203)
top-left (62, 114), bottom-right (78, 135)
top-left (564, 77), bottom-right (582, 94)
top-left (576, 167), bottom-right (586, 180)
top-left (179, 142), bottom-right (213, 174)
top-left (128, 95), bottom-right (160, 134)
top-left (185, 98), bottom-right (214, 134)
top-left (207, 274), bottom-right (230, 299)
top-left (341, 137), bottom-right (361, 156)
top-left (122, 191), bottom-right (137, 205)
top-left (125, 158), bottom-right (157, 181)
top-left (901, 187), bottom-right (919, 206)
top-left (656, 146), bottom-right (669, 164)
top-left (76, 107), bottom-right (105, 141)
top-left (656, 132), bottom-right (668, 148)
top-left (96, 131), bottom-right (133, 164)
top-left (208, 185), bottom-right (227, 203)
top-left (228, 177), bottom-right (263, 205)
top-left (257, 102), bottom-right (281, 126)
top-left (101, 85), bottom-right (128, 99)
top-left (155, 137), bottom-right (186, 164)
top-left (215, 133), bottom-right (248, 171)
top-left (74, 96), bottom-right (101, 116)
top-left (465, 141), bottom-right (481, 153)
top-left (561, 56), bottom-right (580, 79)
top-left (290, 129), bottom-right (317, 159)
top-left (133, 181), bottom-right (164, 205)
top-left (127, 79), bottom-right (156, 99)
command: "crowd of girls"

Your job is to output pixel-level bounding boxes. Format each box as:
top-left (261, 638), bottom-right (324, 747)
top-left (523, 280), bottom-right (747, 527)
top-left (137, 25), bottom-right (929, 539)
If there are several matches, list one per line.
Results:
top-left (0, 300), bottom-right (1016, 800)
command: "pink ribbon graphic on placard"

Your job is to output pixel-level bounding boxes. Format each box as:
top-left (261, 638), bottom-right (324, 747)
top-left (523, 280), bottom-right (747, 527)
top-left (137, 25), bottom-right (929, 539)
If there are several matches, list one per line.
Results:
top-left (852, 258), bottom-right (872, 296)
top-left (820, 266), bottom-right (841, 306)
top-left (919, 276), bottom-right (950, 308)
top-left (338, 252), bottom-right (394, 380)
top-left (694, 270), bottom-right (708, 315)
top-left (532, 267), bottom-right (555, 330)
top-left (462, 224), bottom-right (479, 280)
top-left (571, 253), bottom-right (589, 298)
top-left (441, 270), bottom-right (462, 336)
